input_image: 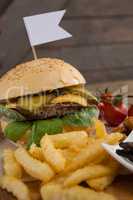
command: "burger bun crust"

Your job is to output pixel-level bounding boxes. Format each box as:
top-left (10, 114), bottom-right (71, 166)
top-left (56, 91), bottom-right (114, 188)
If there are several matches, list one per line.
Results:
top-left (0, 58), bottom-right (86, 100)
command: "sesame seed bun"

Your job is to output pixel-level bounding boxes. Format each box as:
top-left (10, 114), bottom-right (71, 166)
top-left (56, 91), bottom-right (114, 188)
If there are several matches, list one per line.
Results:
top-left (0, 58), bottom-right (86, 100)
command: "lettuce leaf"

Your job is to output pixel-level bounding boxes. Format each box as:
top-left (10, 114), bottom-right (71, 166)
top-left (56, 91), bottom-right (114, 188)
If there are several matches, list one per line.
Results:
top-left (4, 121), bottom-right (32, 142)
top-left (4, 106), bottom-right (99, 147)
top-left (29, 118), bottom-right (63, 146)
top-left (0, 105), bottom-right (25, 121)
top-left (62, 107), bottom-right (99, 127)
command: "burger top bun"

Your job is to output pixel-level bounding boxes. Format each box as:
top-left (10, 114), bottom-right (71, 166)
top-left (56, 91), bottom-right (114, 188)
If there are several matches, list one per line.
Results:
top-left (0, 58), bottom-right (86, 100)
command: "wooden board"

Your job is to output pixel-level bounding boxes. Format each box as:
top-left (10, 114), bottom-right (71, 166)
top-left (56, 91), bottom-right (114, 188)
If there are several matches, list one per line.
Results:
top-left (0, 0), bottom-right (13, 15)
top-left (0, 175), bottom-right (133, 200)
top-left (66, 0), bottom-right (133, 17)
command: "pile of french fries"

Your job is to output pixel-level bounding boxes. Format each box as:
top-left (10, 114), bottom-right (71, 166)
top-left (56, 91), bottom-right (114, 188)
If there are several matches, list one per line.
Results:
top-left (0, 120), bottom-right (125, 200)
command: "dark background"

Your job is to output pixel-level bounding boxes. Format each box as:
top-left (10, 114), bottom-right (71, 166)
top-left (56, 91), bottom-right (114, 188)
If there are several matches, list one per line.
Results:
top-left (0, 0), bottom-right (133, 93)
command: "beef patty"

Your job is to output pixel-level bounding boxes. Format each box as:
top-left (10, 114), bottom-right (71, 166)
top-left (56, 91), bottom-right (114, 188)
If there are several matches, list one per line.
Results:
top-left (14, 103), bottom-right (84, 120)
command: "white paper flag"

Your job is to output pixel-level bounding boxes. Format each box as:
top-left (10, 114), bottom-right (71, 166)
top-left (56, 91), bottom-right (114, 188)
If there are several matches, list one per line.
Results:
top-left (23, 10), bottom-right (72, 46)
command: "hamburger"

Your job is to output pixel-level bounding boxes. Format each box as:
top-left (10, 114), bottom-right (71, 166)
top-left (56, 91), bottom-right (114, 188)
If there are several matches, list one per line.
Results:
top-left (0, 58), bottom-right (99, 147)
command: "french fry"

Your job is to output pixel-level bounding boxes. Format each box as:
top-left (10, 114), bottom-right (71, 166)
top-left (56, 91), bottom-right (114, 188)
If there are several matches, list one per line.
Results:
top-left (87, 137), bottom-right (96, 145)
top-left (40, 135), bottom-right (66, 173)
top-left (49, 131), bottom-right (88, 149)
top-left (15, 147), bottom-right (55, 182)
top-left (48, 174), bottom-right (67, 185)
top-left (61, 149), bottom-right (78, 166)
top-left (87, 175), bottom-right (115, 191)
top-left (95, 119), bottom-right (107, 139)
top-left (41, 184), bottom-right (116, 200)
top-left (87, 156), bottom-right (119, 190)
top-left (0, 126), bottom-right (123, 199)
top-left (3, 149), bottom-right (22, 178)
top-left (69, 144), bottom-right (83, 153)
top-left (41, 183), bottom-right (63, 200)
top-left (29, 144), bottom-right (44, 161)
top-left (91, 151), bottom-right (109, 165)
top-left (106, 157), bottom-right (120, 172)
top-left (106, 132), bottom-right (124, 145)
top-left (64, 132), bottom-right (123, 173)
top-left (0, 176), bottom-right (31, 200)
top-left (63, 185), bottom-right (117, 200)
top-left (68, 137), bottom-right (95, 153)
top-left (64, 140), bottom-right (104, 173)
top-left (63, 164), bottom-right (116, 187)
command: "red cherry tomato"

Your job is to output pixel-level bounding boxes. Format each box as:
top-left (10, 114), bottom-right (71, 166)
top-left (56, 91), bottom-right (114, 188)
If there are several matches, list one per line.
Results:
top-left (99, 102), bottom-right (128, 127)
top-left (98, 89), bottom-right (128, 127)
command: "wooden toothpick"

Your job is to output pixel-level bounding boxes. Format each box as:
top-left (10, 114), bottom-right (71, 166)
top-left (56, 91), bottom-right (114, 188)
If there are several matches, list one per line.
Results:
top-left (32, 46), bottom-right (37, 60)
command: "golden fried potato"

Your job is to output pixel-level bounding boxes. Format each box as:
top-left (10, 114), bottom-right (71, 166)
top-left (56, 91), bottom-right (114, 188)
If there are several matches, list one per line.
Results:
top-left (41, 184), bottom-right (63, 200)
top-left (64, 164), bottom-right (115, 187)
top-left (64, 140), bottom-right (104, 173)
top-left (0, 126), bottom-right (123, 199)
top-left (29, 144), bottom-right (44, 161)
top-left (63, 185), bottom-right (117, 200)
top-left (87, 175), bottom-right (115, 191)
top-left (41, 135), bottom-right (66, 173)
top-left (106, 157), bottom-right (120, 172)
top-left (51, 174), bottom-right (70, 185)
top-left (106, 132), bottom-right (124, 145)
top-left (49, 131), bottom-right (88, 149)
top-left (63, 185), bottom-right (116, 200)
top-left (64, 132), bottom-right (124, 173)
top-left (3, 149), bottom-right (22, 178)
top-left (0, 176), bottom-right (31, 200)
top-left (15, 147), bottom-right (55, 182)
top-left (91, 152), bottom-right (109, 165)
top-left (41, 184), bottom-right (116, 200)
top-left (61, 149), bottom-right (79, 166)
top-left (87, 156), bottom-right (119, 190)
